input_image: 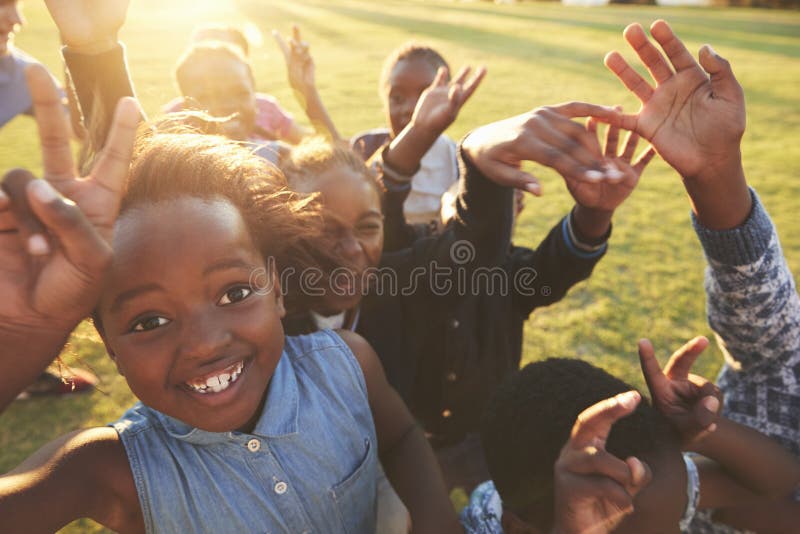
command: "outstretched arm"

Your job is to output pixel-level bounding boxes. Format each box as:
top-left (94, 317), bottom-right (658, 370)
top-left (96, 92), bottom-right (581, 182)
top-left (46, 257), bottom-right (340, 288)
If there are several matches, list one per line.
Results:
top-left (338, 330), bottom-right (460, 533)
top-left (639, 337), bottom-right (800, 508)
top-left (273, 26), bottom-right (340, 143)
top-left (46, 0), bottom-right (137, 156)
top-left (0, 66), bottom-right (139, 411)
top-left (379, 65), bottom-right (486, 177)
top-left (604, 20), bottom-right (748, 231)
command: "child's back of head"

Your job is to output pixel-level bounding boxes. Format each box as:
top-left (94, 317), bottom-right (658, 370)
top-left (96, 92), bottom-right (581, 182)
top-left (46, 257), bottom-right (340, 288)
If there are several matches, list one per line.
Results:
top-left (481, 358), bottom-right (677, 531)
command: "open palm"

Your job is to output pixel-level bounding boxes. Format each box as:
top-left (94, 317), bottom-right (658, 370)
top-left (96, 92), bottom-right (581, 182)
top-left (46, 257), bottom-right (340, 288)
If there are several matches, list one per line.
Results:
top-left (604, 20), bottom-right (745, 182)
top-left (0, 65), bottom-right (138, 328)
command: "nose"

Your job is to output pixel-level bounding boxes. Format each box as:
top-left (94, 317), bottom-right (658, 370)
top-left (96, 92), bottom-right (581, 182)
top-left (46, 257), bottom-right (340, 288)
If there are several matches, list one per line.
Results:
top-left (178, 308), bottom-right (233, 362)
top-left (336, 234), bottom-right (365, 261)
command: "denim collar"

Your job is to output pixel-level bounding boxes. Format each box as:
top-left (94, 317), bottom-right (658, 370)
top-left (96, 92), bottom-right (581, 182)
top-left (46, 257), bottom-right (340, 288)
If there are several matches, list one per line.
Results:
top-left (154, 350), bottom-right (300, 445)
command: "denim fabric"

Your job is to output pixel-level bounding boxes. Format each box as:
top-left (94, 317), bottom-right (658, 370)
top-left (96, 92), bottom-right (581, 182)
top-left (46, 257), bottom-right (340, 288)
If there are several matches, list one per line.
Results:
top-left (111, 330), bottom-right (378, 534)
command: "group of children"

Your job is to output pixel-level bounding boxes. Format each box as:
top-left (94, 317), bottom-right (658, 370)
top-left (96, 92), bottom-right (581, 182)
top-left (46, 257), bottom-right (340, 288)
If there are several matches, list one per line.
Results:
top-left (0, 0), bottom-right (798, 532)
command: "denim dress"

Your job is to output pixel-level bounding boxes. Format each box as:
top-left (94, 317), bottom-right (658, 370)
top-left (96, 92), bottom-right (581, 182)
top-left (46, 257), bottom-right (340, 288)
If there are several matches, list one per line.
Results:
top-left (111, 330), bottom-right (378, 533)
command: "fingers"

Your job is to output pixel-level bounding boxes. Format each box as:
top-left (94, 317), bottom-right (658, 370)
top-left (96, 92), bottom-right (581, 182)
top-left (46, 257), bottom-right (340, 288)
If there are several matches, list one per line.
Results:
top-left (292, 24), bottom-right (302, 43)
top-left (605, 122), bottom-right (621, 158)
top-left (547, 101), bottom-right (621, 122)
top-left (1, 169), bottom-right (47, 254)
top-left (638, 338), bottom-right (667, 397)
top-left (565, 447), bottom-right (635, 487)
top-left (430, 66), bottom-right (449, 89)
top-left (692, 392), bottom-right (721, 432)
top-left (633, 145), bottom-right (657, 176)
top-left (663, 336), bottom-right (709, 379)
top-left (698, 44), bottom-right (744, 103)
top-left (272, 29), bottom-right (290, 58)
top-left (620, 130), bottom-right (639, 162)
top-left (460, 65), bottom-right (486, 104)
top-left (452, 65), bottom-right (471, 86)
top-left (26, 64), bottom-right (75, 183)
top-left (26, 176), bottom-right (110, 269)
top-left (571, 390), bottom-right (641, 449)
top-left (625, 457), bottom-right (653, 496)
top-left (650, 20), bottom-right (699, 73)
top-left (623, 22), bottom-right (673, 85)
top-left (87, 97), bottom-right (140, 198)
top-left (604, 51), bottom-right (654, 103)
top-left (534, 107), bottom-right (606, 172)
top-left (480, 158), bottom-right (542, 196)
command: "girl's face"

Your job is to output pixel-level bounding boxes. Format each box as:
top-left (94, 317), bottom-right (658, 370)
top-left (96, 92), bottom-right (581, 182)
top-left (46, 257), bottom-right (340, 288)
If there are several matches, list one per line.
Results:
top-left (313, 164), bottom-right (384, 315)
top-left (384, 57), bottom-right (438, 137)
top-left (97, 197), bottom-right (285, 433)
top-left (179, 54), bottom-right (257, 141)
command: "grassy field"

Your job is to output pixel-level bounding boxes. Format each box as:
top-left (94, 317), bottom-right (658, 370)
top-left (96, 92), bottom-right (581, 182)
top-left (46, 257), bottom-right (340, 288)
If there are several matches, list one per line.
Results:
top-left (1, 0), bottom-right (799, 531)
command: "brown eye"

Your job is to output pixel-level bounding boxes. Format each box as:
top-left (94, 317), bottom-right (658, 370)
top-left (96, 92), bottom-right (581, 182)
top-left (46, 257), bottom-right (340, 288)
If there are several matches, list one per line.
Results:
top-left (132, 316), bottom-right (170, 332)
top-left (219, 286), bottom-right (252, 306)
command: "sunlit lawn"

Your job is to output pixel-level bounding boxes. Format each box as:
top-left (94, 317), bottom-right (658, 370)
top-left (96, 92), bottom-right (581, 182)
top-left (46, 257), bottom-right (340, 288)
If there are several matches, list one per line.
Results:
top-left (1, 0), bottom-right (799, 531)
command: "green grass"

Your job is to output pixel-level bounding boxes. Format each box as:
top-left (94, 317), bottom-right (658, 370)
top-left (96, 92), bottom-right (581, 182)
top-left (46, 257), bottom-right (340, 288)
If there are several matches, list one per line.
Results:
top-left (1, 0), bottom-right (799, 531)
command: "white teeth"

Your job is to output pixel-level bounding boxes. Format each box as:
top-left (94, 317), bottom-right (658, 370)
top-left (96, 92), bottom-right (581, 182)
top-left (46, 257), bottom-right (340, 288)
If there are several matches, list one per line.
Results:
top-left (186, 361), bottom-right (245, 394)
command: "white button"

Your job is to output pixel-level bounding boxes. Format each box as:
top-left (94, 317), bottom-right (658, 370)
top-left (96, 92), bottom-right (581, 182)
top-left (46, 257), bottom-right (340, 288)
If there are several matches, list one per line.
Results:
top-left (449, 318), bottom-right (460, 329)
top-left (446, 372), bottom-right (458, 382)
top-left (246, 438), bottom-right (260, 452)
top-left (274, 481), bottom-right (288, 495)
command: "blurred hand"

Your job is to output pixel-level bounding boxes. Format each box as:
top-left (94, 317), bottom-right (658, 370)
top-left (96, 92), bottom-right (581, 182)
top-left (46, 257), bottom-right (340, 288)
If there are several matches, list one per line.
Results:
top-left (411, 65), bottom-right (486, 136)
top-left (604, 20), bottom-right (745, 184)
top-left (273, 25), bottom-right (316, 95)
top-left (639, 337), bottom-right (722, 447)
top-left (553, 391), bottom-right (652, 534)
top-left (462, 102), bottom-right (621, 196)
top-left (0, 64), bottom-right (139, 333)
top-left (45, 0), bottom-right (129, 53)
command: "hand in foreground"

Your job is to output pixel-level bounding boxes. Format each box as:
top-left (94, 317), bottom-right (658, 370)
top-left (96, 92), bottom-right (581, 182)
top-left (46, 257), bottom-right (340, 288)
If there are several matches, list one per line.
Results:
top-left (411, 64), bottom-right (486, 136)
top-left (462, 102), bottom-right (621, 196)
top-left (45, 0), bottom-right (129, 54)
top-left (604, 20), bottom-right (745, 183)
top-left (553, 391), bottom-right (652, 534)
top-left (0, 65), bottom-right (139, 333)
top-left (638, 337), bottom-right (722, 447)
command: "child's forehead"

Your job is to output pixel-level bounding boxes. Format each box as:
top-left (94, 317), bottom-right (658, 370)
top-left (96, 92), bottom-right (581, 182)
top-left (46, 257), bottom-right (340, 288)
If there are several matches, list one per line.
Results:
top-left (388, 57), bottom-right (438, 85)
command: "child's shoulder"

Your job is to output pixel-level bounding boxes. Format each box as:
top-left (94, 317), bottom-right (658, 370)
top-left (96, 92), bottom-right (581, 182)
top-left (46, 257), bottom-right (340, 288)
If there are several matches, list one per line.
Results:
top-left (350, 128), bottom-right (392, 161)
top-left (284, 329), bottom-right (370, 400)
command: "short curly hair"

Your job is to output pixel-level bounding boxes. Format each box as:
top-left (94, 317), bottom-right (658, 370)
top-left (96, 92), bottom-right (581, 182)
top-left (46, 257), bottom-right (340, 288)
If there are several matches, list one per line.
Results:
top-left (379, 42), bottom-right (450, 95)
top-left (480, 358), bottom-right (675, 531)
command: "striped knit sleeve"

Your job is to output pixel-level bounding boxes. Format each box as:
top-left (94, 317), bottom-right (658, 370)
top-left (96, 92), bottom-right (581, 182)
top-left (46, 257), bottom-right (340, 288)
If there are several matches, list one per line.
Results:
top-left (692, 189), bottom-right (800, 371)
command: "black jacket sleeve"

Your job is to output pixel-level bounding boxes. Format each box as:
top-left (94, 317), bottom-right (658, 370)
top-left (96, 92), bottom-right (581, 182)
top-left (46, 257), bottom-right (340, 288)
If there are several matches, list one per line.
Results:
top-left (62, 44), bottom-right (136, 153)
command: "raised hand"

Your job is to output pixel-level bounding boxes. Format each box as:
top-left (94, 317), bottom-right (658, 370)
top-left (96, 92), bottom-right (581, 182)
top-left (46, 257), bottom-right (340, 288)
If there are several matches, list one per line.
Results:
top-left (45, 0), bottom-right (129, 54)
top-left (638, 337), bottom-right (722, 447)
top-left (604, 20), bottom-right (745, 184)
top-left (461, 102), bottom-right (621, 196)
top-left (410, 64), bottom-right (486, 136)
top-left (273, 25), bottom-right (315, 96)
top-left (564, 118), bottom-right (655, 212)
top-left (553, 391), bottom-right (652, 534)
top-left (0, 65), bottom-right (138, 410)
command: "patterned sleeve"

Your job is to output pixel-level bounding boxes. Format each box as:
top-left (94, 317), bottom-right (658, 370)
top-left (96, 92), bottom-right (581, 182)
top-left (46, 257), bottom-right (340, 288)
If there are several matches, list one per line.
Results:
top-left (692, 189), bottom-right (800, 372)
